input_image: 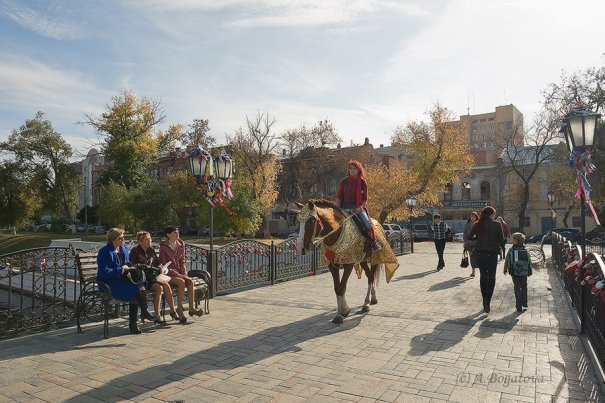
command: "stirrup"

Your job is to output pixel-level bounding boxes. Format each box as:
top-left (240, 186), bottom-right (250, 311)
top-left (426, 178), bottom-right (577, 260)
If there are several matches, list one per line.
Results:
top-left (371, 241), bottom-right (382, 252)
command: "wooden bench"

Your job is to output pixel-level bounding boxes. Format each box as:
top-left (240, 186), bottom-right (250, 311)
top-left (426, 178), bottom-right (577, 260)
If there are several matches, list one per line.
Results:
top-left (74, 248), bottom-right (211, 338)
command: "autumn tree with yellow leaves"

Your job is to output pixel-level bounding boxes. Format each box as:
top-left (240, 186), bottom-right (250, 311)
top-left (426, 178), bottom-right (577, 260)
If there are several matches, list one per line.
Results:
top-left (82, 90), bottom-right (182, 188)
top-left (367, 103), bottom-right (474, 223)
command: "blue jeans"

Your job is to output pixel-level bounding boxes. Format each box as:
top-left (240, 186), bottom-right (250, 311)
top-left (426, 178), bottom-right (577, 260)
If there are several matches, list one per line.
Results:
top-left (344, 209), bottom-right (372, 231)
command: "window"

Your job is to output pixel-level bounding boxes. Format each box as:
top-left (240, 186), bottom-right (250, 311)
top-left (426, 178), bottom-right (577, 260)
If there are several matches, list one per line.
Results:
top-left (480, 181), bottom-right (491, 200)
top-left (489, 117), bottom-right (495, 121)
top-left (444, 183), bottom-right (453, 201)
top-left (480, 118), bottom-right (486, 122)
top-left (327, 179), bottom-right (337, 195)
top-left (462, 186), bottom-right (471, 200)
top-left (572, 216), bottom-right (581, 227)
top-left (523, 217), bottom-right (530, 227)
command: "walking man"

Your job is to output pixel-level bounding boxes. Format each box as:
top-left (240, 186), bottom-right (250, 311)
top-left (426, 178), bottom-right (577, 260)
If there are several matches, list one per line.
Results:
top-left (431, 214), bottom-right (450, 271)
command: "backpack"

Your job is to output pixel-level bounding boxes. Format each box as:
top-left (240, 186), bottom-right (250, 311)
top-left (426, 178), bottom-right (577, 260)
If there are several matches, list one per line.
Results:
top-left (508, 248), bottom-right (530, 276)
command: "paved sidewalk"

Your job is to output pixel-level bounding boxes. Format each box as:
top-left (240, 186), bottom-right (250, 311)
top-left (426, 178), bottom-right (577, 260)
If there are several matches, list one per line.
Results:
top-left (1, 242), bottom-right (603, 402)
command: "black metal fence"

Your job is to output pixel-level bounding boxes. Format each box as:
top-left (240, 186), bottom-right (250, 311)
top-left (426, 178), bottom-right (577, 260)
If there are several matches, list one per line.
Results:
top-left (0, 247), bottom-right (78, 338)
top-left (552, 233), bottom-right (605, 372)
top-left (0, 231), bottom-right (413, 335)
top-left (189, 229), bottom-right (413, 295)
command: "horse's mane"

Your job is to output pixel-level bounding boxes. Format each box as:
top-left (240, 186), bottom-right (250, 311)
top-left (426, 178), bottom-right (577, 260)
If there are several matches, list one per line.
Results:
top-left (309, 199), bottom-right (344, 214)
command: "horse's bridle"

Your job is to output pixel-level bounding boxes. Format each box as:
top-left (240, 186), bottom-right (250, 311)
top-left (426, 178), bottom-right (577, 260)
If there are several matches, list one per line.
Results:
top-left (298, 206), bottom-right (354, 247)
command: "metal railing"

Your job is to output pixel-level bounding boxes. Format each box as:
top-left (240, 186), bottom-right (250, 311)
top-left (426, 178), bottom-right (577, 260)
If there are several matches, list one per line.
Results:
top-left (553, 233), bottom-right (605, 371)
top-left (0, 232), bottom-right (413, 335)
top-left (0, 247), bottom-right (78, 338)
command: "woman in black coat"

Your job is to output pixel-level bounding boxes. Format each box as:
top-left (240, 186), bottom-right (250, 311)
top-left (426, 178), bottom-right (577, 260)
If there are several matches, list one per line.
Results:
top-left (467, 206), bottom-right (505, 313)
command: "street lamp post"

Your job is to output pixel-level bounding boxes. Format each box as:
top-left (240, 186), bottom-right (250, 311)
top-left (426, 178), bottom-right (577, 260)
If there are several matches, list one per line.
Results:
top-left (561, 106), bottom-right (601, 334)
top-left (188, 147), bottom-right (235, 254)
top-left (547, 190), bottom-right (556, 235)
top-left (406, 194), bottom-right (417, 253)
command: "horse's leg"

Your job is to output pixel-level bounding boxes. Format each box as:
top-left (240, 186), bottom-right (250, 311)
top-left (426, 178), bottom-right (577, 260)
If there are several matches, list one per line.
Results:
top-left (361, 261), bottom-right (372, 313)
top-left (329, 265), bottom-right (344, 323)
top-left (338, 265), bottom-right (353, 318)
top-left (331, 264), bottom-right (353, 324)
top-left (370, 264), bottom-right (381, 305)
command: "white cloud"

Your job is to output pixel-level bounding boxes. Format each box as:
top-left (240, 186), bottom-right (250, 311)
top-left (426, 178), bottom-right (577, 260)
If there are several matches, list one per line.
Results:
top-left (134, 0), bottom-right (428, 28)
top-left (3, 3), bottom-right (83, 40)
top-left (0, 54), bottom-right (109, 113)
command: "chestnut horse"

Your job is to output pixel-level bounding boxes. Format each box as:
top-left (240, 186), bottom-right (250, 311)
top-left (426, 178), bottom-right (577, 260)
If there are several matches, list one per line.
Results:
top-left (295, 199), bottom-right (382, 324)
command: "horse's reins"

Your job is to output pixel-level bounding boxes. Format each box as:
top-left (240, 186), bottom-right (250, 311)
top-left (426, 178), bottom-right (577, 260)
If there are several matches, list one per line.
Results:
top-left (311, 212), bottom-right (356, 245)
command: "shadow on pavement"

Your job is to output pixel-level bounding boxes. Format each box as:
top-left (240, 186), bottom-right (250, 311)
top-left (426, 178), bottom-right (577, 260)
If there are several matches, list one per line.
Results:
top-left (427, 276), bottom-right (472, 292)
top-left (392, 270), bottom-right (434, 281)
top-left (63, 311), bottom-right (364, 402)
top-left (474, 311), bottom-right (521, 339)
top-left (407, 311), bottom-right (484, 356)
top-left (0, 324), bottom-right (130, 362)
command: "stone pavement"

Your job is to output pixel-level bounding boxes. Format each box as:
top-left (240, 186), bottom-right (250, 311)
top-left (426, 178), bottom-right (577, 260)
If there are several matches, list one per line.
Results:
top-left (1, 242), bottom-right (604, 402)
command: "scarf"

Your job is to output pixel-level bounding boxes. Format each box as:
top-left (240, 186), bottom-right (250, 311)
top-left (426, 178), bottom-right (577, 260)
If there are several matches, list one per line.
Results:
top-left (347, 175), bottom-right (363, 208)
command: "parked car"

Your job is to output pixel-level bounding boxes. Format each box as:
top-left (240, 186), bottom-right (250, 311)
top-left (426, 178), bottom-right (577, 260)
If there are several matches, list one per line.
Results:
top-left (585, 227), bottom-right (604, 244)
top-left (527, 233), bottom-right (546, 243)
top-left (413, 223), bottom-right (430, 241)
top-left (381, 223), bottom-right (403, 237)
top-left (453, 232), bottom-right (464, 242)
top-left (34, 223), bottom-right (51, 231)
top-left (542, 228), bottom-right (582, 244)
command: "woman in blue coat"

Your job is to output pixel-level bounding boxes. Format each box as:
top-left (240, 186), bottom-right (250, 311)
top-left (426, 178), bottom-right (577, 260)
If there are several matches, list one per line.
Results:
top-left (97, 228), bottom-right (154, 334)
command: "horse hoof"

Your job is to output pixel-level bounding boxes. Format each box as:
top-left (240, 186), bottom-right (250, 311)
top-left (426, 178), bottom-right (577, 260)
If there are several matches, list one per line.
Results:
top-left (332, 315), bottom-right (344, 324)
top-left (370, 298), bottom-right (378, 305)
top-left (341, 309), bottom-right (350, 317)
top-left (361, 305), bottom-right (370, 313)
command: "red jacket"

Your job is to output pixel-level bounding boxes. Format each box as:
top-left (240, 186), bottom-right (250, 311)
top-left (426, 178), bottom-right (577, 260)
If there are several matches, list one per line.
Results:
top-left (159, 238), bottom-right (186, 277)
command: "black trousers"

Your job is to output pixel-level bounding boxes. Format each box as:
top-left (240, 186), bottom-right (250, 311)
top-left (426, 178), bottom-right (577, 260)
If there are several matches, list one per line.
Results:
top-left (434, 239), bottom-right (446, 268)
top-left (511, 275), bottom-right (528, 309)
top-left (475, 251), bottom-right (498, 307)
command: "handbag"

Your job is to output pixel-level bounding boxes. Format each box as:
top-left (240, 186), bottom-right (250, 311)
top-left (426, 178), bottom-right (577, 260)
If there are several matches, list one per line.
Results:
top-left (155, 262), bottom-right (172, 284)
top-left (460, 249), bottom-right (469, 268)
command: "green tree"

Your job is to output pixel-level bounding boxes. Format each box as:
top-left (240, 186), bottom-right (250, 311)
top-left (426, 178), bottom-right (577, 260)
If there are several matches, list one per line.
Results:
top-left (82, 90), bottom-right (181, 188)
top-left (97, 181), bottom-right (135, 231)
top-left (179, 118), bottom-right (216, 150)
top-left (0, 161), bottom-right (43, 233)
top-left (1, 112), bottom-right (80, 221)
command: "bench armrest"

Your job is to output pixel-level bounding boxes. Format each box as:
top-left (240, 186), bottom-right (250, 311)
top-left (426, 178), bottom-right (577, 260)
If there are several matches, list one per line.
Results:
top-left (188, 269), bottom-right (211, 286)
top-left (95, 279), bottom-right (114, 299)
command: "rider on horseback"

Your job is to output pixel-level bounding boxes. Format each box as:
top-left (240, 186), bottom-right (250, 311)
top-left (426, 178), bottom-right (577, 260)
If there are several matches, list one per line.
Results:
top-left (335, 160), bottom-right (381, 252)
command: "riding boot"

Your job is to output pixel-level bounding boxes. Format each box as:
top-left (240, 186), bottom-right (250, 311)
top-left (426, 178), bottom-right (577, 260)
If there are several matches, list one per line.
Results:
top-left (367, 228), bottom-right (382, 252)
top-left (128, 303), bottom-right (142, 334)
top-left (135, 290), bottom-right (155, 322)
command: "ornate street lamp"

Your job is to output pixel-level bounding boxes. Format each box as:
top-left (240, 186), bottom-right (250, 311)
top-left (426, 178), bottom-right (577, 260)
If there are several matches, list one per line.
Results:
top-left (188, 146), bottom-right (235, 253)
top-left (406, 194), bottom-right (417, 253)
top-left (561, 106), bottom-right (601, 334)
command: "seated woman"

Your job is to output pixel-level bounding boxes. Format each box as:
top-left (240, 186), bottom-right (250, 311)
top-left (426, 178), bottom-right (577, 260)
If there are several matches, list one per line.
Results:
top-left (96, 227), bottom-right (155, 334)
top-left (159, 226), bottom-right (203, 323)
top-left (130, 231), bottom-right (180, 324)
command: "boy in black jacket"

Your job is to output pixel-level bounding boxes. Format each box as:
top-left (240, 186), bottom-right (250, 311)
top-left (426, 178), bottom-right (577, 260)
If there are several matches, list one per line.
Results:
top-left (503, 232), bottom-right (532, 312)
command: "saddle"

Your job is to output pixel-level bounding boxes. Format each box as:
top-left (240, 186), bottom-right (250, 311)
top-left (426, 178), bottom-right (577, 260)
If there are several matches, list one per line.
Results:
top-left (320, 218), bottom-right (400, 282)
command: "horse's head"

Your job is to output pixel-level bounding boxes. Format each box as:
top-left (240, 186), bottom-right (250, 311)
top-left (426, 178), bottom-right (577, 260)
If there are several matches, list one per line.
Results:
top-left (294, 200), bottom-right (324, 255)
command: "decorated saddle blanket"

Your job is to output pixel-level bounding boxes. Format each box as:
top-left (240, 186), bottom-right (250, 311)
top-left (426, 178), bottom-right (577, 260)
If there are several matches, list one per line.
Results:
top-left (320, 218), bottom-right (400, 282)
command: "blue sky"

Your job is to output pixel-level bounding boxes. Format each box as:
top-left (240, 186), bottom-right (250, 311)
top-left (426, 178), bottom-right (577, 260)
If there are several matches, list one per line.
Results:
top-left (1, 0), bottom-right (604, 159)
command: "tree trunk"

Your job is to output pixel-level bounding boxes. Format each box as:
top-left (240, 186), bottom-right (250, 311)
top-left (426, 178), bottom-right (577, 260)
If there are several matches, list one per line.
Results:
top-left (517, 182), bottom-right (531, 232)
top-left (563, 203), bottom-right (575, 227)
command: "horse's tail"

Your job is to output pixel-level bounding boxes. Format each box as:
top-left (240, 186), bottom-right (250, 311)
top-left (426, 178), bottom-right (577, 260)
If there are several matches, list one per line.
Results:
top-left (374, 263), bottom-right (384, 289)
